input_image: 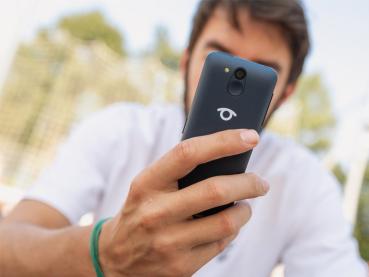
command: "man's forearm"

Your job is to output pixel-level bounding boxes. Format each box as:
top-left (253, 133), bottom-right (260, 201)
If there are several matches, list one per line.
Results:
top-left (0, 222), bottom-right (94, 277)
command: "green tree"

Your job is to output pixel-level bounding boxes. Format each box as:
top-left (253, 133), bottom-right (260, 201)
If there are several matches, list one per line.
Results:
top-left (58, 11), bottom-right (125, 56)
top-left (331, 162), bottom-right (369, 261)
top-left (151, 26), bottom-right (181, 70)
top-left (332, 163), bottom-right (347, 186)
top-left (293, 74), bottom-right (336, 152)
top-left (355, 164), bottom-right (369, 260)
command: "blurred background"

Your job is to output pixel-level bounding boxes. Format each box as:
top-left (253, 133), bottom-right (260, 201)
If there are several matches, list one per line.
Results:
top-left (0, 0), bottom-right (368, 266)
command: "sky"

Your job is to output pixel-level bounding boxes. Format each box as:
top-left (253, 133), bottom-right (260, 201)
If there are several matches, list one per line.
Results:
top-left (0, 0), bottom-right (369, 161)
top-left (1, 0), bottom-right (368, 112)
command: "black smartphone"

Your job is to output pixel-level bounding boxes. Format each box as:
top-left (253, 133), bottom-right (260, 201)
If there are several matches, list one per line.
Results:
top-left (178, 51), bottom-right (277, 218)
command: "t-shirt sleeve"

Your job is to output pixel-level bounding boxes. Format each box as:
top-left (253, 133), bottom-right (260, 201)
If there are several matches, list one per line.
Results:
top-left (281, 153), bottom-right (368, 276)
top-left (24, 108), bottom-right (124, 225)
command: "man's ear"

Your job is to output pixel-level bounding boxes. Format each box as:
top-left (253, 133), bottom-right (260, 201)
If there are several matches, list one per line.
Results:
top-left (180, 49), bottom-right (190, 79)
top-left (276, 82), bottom-right (297, 109)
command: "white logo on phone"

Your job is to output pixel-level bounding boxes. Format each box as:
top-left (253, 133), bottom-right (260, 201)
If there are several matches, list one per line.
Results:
top-left (217, 108), bottom-right (237, 121)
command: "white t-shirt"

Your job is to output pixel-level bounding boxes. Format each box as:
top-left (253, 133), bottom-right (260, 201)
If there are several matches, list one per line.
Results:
top-left (26, 103), bottom-right (367, 276)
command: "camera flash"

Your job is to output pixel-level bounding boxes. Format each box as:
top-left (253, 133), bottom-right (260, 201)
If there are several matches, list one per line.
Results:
top-left (224, 67), bottom-right (230, 73)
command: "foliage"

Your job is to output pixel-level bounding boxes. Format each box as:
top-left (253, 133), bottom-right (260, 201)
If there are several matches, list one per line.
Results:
top-left (58, 11), bottom-right (125, 56)
top-left (1, 9), bottom-right (369, 263)
top-left (331, 162), bottom-right (369, 261)
top-left (268, 74), bottom-right (336, 154)
top-left (151, 26), bottom-right (181, 70)
top-left (355, 164), bottom-right (369, 260)
top-left (269, 74), bottom-right (369, 260)
top-left (293, 74), bottom-right (336, 153)
top-left (332, 163), bottom-right (347, 186)
top-left (0, 20), bottom-right (180, 186)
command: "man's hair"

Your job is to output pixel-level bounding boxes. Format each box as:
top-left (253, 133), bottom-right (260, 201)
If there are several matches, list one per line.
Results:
top-left (187, 0), bottom-right (310, 83)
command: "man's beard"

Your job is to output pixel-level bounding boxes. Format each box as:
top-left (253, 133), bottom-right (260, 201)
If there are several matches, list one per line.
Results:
top-left (183, 67), bottom-right (191, 118)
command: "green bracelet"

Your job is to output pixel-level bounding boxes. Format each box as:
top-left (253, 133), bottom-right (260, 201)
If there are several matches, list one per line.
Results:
top-left (90, 218), bottom-right (110, 277)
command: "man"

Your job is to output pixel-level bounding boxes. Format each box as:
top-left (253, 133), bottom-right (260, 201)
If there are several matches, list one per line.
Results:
top-left (0, 0), bottom-right (367, 276)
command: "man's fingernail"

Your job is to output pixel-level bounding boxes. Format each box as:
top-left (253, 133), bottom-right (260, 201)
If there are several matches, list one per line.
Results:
top-left (240, 129), bottom-right (259, 144)
top-left (262, 180), bottom-right (270, 193)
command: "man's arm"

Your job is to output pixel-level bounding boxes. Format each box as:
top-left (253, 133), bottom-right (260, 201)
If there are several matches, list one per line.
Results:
top-left (0, 200), bottom-right (94, 276)
top-left (0, 129), bottom-right (269, 277)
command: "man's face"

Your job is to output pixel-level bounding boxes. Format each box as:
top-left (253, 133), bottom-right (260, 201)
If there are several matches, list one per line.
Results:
top-left (182, 7), bottom-right (295, 119)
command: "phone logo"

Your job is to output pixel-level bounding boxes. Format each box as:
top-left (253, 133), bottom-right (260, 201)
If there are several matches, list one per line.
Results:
top-left (217, 108), bottom-right (237, 121)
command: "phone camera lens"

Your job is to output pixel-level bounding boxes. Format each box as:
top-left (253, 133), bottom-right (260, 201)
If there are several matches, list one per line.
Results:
top-left (235, 68), bottom-right (246, 80)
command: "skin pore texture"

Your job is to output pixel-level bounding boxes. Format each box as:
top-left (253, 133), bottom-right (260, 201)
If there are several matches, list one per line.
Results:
top-left (0, 5), bottom-right (300, 277)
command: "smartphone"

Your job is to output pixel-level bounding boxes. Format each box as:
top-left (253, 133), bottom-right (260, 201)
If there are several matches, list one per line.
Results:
top-left (178, 51), bottom-right (277, 218)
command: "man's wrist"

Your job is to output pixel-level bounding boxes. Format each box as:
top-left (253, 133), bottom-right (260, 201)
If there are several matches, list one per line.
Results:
top-left (64, 225), bottom-right (97, 277)
top-left (95, 218), bottom-right (114, 277)
top-left (90, 218), bottom-right (111, 277)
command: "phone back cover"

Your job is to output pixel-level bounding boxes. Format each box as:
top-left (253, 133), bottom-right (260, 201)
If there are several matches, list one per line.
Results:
top-left (178, 51), bottom-right (277, 216)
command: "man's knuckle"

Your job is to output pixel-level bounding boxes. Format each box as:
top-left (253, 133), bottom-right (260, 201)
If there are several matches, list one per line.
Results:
top-left (216, 239), bottom-right (228, 253)
top-left (216, 132), bottom-right (231, 149)
top-left (129, 176), bottom-right (144, 201)
top-left (247, 172), bottom-right (258, 183)
top-left (175, 140), bottom-right (195, 162)
top-left (217, 131), bottom-right (227, 143)
top-left (139, 214), bottom-right (154, 230)
top-left (206, 180), bottom-right (226, 203)
top-left (139, 208), bottom-right (165, 230)
top-left (152, 236), bottom-right (174, 256)
top-left (131, 174), bottom-right (142, 188)
top-left (219, 213), bottom-right (236, 236)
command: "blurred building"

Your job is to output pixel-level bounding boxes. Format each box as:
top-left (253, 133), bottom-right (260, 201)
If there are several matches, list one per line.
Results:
top-left (0, 30), bottom-right (182, 189)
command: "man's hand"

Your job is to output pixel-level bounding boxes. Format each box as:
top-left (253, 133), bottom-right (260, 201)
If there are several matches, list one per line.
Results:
top-left (99, 129), bottom-right (269, 277)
